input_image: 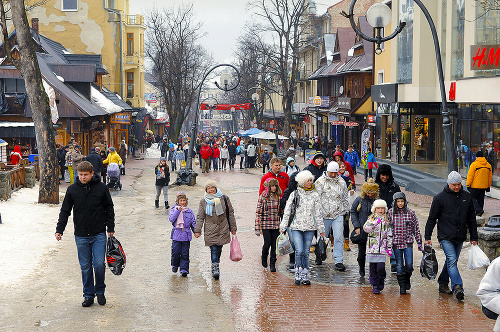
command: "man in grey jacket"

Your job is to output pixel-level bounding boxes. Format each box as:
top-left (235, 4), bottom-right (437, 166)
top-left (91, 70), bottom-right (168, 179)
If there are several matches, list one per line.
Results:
top-left (315, 161), bottom-right (349, 271)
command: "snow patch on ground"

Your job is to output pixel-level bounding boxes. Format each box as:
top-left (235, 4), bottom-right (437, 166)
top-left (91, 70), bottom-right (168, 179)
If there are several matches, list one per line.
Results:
top-left (145, 143), bottom-right (162, 159)
top-left (0, 186), bottom-right (61, 287)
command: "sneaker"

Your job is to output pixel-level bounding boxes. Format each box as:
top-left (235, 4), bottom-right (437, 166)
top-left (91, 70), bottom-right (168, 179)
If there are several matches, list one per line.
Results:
top-left (172, 267), bottom-right (178, 273)
top-left (294, 267), bottom-right (302, 285)
top-left (181, 272), bottom-right (188, 277)
top-left (372, 286), bottom-right (380, 294)
top-left (335, 263), bottom-right (346, 271)
top-left (301, 268), bottom-right (311, 285)
top-left (96, 294), bottom-right (106, 305)
top-left (453, 285), bottom-right (465, 301)
top-left (439, 283), bottom-right (453, 294)
top-left (82, 297), bottom-right (94, 307)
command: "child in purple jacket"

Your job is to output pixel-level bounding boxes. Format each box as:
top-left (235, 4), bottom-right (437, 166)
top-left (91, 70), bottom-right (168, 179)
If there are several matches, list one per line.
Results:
top-left (169, 192), bottom-right (196, 277)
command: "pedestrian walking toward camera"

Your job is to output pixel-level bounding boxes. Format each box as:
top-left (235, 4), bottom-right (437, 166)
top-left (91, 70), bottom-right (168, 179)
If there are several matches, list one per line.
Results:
top-left (387, 192), bottom-right (423, 294)
top-left (351, 178), bottom-right (379, 277)
top-left (200, 142), bottom-right (212, 173)
top-left (362, 148), bottom-right (378, 182)
top-left (194, 180), bottom-right (237, 280)
top-left (467, 150), bottom-right (492, 217)
top-left (284, 157), bottom-right (300, 177)
top-left (314, 161), bottom-right (349, 270)
top-left (169, 192), bottom-right (196, 277)
top-left (56, 161), bottom-right (115, 307)
top-left (237, 143), bottom-right (246, 169)
top-left (118, 142), bottom-right (127, 175)
top-left (220, 144), bottom-right (229, 170)
top-left (228, 141), bottom-right (237, 170)
top-left (255, 178), bottom-right (282, 272)
top-left (280, 170), bottom-right (325, 285)
top-left (260, 157), bottom-right (289, 196)
top-left (280, 171), bottom-right (299, 271)
top-left (174, 146), bottom-right (185, 168)
top-left (261, 148), bottom-right (272, 174)
top-left (304, 151), bottom-right (327, 181)
top-left (155, 157), bottom-right (170, 209)
top-left (425, 171), bottom-right (478, 302)
top-left (363, 199), bottom-right (392, 294)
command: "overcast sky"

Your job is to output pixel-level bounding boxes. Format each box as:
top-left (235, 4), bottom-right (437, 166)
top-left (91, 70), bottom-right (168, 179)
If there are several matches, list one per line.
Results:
top-left (129, 0), bottom-right (336, 64)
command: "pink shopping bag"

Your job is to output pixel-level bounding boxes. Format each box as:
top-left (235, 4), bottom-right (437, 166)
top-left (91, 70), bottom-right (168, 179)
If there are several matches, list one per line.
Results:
top-left (230, 235), bottom-right (243, 262)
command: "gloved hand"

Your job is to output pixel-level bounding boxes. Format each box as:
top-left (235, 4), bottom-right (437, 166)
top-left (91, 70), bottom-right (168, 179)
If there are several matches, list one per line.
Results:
top-left (255, 230), bottom-right (261, 236)
top-left (376, 218), bottom-right (382, 224)
top-left (386, 249), bottom-right (392, 257)
top-left (418, 244), bottom-right (424, 252)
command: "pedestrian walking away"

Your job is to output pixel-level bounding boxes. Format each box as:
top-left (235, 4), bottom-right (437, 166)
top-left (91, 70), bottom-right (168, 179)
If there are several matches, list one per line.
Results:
top-left (280, 170), bottom-right (325, 286)
top-left (85, 147), bottom-right (103, 176)
top-left (194, 180), bottom-right (237, 280)
top-left (362, 148), bottom-right (378, 182)
top-left (425, 171), bottom-right (478, 302)
top-left (314, 161), bottom-right (349, 270)
top-left (228, 142), bottom-right (237, 170)
top-left (344, 145), bottom-right (360, 175)
top-left (155, 157), bottom-right (170, 209)
top-left (351, 178), bottom-right (379, 277)
top-left (467, 150), bottom-right (493, 217)
top-left (255, 178), bottom-right (282, 272)
top-left (247, 142), bottom-right (257, 168)
top-left (387, 192), bottom-right (423, 294)
top-left (55, 161), bottom-right (115, 307)
top-left (118, 142), bottom-right (127, 175)
top-left (260, 157), bottom-right (289, 196)
top-left (363, 199), bottom-right (392, 294)
top-left (261, 148), bottom-right (272, 174)
top-left (237, 143), bottom-right (246, 169)
top-left (169, 192), bottom-right (196, 277)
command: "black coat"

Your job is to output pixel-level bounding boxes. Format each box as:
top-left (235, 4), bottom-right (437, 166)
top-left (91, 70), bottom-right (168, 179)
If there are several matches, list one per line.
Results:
top-left (57, 174), bottom-right (115, 236)
top-left (425, 185), bottom-right (478, 243)
top-left (57, 149), bottom-right (67, 167)
top-left (85, 151), bottom-right (103, 174)
top-left (280, 171), bottom-right (299, 218)
top-left (304, 162), bottom-right (327, 182)
top-left (375, 164), bottom-right (401, 209)
top-left (228, 145), bottom-right (237, 158)
top-left (350, 196), bottom-right (376, 230)
top-left (155, 164), bottom-right (170, 187)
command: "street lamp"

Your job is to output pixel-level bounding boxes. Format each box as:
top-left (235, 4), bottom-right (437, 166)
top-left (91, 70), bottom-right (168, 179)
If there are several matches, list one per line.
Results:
top-left (180, 64), bottom-right (240, 186)
top-left (343, 0), bottom-right (457, 173)
top-left (249, 87), bottom-right (280, 157)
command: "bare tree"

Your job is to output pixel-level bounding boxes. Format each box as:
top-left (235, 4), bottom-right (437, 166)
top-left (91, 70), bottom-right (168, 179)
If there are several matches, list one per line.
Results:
top-left (145, 5), bottom-right (212, 143)
top-left (475, 0), bottom-right (500, 11)
top-left (0, 0), bottom-right (58, 204)
top-left (251, 0), bottom-right (308, 140)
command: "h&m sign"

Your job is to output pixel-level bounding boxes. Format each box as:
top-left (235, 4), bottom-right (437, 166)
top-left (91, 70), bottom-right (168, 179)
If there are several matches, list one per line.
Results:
top-left (471, 44), bottom-right (500, 70)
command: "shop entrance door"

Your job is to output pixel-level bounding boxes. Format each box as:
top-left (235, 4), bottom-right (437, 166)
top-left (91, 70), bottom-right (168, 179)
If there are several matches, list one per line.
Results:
top-left (115, 129), bottom-right (128, 149)
top-left (412, 116), bottom-right (437, 163)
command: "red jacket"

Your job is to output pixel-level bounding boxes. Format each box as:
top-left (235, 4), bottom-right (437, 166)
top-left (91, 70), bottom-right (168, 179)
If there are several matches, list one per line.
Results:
top-left (212, 147), bottom-right (220, 158)
top-left (259, 171), bottom-right (289, 197)
top-left (10, 145), bottom-right (23, 165)
top-left (200, 145), bottom-right (213, 159)
top-left (333, 151), bottom-right (355, 185)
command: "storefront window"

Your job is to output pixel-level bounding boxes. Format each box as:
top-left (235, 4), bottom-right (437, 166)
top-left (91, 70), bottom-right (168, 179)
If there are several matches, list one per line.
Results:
top-left (400, 115), bottom-right (411, 163)
top-left (475, 6), bottom-right (500, 77)
top-left (451, 0), bottom-right (465, 80)
top-left (397, 0), bottom-right (413, 83)
top-left (413, 116), bottom-right (436, 162)
top-left (441, 0), bottom-right (447, 75)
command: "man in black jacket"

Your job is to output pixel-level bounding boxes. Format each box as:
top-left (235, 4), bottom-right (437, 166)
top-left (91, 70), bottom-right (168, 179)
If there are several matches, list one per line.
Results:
top-left (85, 147), bottom-right (103, 175)
top-left (425, 171), bottom-right (478, 302)
top-left (228, 141), bottom-right (237, 170)
top-left (56, 161), bottom-right (115, 307)
top-left (303, 151), bottom-right (327, 181)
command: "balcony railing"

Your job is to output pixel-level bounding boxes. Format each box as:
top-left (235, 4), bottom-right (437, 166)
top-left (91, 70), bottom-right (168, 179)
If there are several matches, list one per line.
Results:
top-left (125, 15), bottom-right (144, 26)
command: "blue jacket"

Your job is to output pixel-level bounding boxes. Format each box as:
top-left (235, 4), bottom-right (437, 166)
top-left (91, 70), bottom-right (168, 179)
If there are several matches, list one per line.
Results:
top-left (344, 150), bottom-right (360, 168)
top-left (169, 205), bottom-right (196, 241)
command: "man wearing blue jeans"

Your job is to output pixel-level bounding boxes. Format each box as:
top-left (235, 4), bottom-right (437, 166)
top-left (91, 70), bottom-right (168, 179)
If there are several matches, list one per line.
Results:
top-left (425, 171), bottom-right (478, 302)
top-left (314, 161), bottom-right (349, 271)
top-left (56, 161), bottom-right (115, 307)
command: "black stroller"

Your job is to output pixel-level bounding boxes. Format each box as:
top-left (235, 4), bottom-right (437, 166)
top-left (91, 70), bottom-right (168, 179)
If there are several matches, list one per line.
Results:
top-left (107, 163), bottom-right (122, 190)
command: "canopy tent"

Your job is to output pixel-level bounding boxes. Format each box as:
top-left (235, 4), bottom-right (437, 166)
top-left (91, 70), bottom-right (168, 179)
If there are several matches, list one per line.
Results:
top-left (250, 131), bottom-right (289, 140)
top-left (0, 138), bottom-right (7, 163)
top-left (240, 128), bottom-right (264, 137)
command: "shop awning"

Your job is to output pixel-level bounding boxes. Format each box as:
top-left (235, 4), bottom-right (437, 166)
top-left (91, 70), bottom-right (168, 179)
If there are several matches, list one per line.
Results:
top-left (354, 97), bottom-right (373, 115)
top-left (0, 121), bottom-right (35, 137)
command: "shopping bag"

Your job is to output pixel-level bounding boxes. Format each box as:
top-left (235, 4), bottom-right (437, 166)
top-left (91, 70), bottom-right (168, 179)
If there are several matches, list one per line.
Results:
top-left (420, 245), bottom-right (438, 280)
top-left (106, 236), bottom-right (126, 275)
top-left (230, 235), bottom-right (243, 262)
top-left (468, 244), bottom-right (490, 269)
top-left (315, 236), bottom-right (328, 261)
top-left (276, 233), bottom-right (294, 256)
top-left (180, 160), bottom-right (186, 168)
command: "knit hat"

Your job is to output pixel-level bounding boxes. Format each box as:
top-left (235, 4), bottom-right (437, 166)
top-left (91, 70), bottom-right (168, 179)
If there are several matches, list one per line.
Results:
top-left (176, 192), bottom-right (188, 203)
top-left (371, 199), bottom-right (388, 213)
top-left (361, 178), bottom-right (379, 198)
top-left (312, 151), bottom-right (325, 161)
top-left (204, 179), bottom-right (217, 191)
top-left (327, 161), bottom-right (339, 173)
top-left (476, 150), bottom-right (484, 158)
top-left (295, 170), bottom-right (314, 187)
top-left (392, 192), bottom-right (407, 209)
top-left (109, 147), bottom-right (116, 152)
top-left (447, 171), bottom-right (462, 184)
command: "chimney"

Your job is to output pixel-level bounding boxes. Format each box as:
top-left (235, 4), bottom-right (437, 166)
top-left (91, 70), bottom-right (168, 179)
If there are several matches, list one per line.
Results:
top-left (32, 18), bottom-right (39, 35)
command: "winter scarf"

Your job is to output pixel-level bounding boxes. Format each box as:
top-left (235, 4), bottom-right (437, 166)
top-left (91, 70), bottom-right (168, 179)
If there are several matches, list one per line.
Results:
top-left (204, 189), bottom-right (224, 216)
top-left (176, 206), bottom-right (189, 230)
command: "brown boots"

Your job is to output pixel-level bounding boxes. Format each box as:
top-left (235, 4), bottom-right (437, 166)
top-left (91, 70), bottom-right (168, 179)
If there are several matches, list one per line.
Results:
top-left (344, 238), bottom-right (351, 251)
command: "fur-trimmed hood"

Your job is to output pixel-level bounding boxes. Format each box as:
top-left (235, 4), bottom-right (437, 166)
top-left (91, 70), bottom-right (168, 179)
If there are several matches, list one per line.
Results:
top-left (361, 178), bottom-right (379, 199)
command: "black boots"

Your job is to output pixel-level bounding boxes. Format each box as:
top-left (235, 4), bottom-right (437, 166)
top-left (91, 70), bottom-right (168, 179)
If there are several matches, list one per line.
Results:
top-left (82, 297), bottom-right (94, 307)
top-left (397, 273), bottom-right (407, 294)
top-left (155, 200), bottom-right (159, 208)
top-left (261, 254), bottom-right (268, 268)
top-left (288, 253), bottom-right (295, 270)
top-left (96, 294), bottom-right (106, 305)
top-left (405, 270), bottom-right (412, 290)
top-left (165, 201), bottom-right (170, 209)
top-left (270, 259), bottom-right (277, 272)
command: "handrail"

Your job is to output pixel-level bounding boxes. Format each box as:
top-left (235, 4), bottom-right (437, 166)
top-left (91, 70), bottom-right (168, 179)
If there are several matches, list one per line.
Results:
top-left (8, 166), bottom-right (25, 191)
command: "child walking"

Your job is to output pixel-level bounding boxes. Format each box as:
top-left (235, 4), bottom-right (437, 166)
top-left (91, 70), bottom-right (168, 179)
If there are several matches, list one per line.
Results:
top-left (387, 192), bottom-right (423, 294)
top-left (169, 192), bottom-right (196, 277)
top-left (363, 199), bottom-right (393, 294)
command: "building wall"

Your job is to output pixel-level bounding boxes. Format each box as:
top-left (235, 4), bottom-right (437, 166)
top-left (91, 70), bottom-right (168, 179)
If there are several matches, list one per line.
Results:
top-left (327, 0), bottom-right (383, 32)
top-left (29, 0), bottom-right (145, 108)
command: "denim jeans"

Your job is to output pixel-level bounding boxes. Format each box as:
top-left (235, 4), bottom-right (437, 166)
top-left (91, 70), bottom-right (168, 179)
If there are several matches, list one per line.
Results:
top-left (75, 232), bottom-right (107, 298)
top-left (323, 216), bottom-right (344, 264)
top-left (291, 230), bottom-right (315, 269)
top-left (438, 240), bottom-right (463, 288)
top-left (212, 157), bottom-right (219, 170)
top-left (155, 185), bottom-right (168, 202)
top-left (210, 245), bottom-right (223, 263)
top-left (393, 246), bottom-right (414, 275)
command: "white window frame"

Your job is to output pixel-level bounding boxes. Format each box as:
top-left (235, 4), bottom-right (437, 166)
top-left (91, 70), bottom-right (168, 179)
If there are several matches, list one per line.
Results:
top-left (378, 69), bottom-right (385, 85)
top-left (62, 0), bottom-right (78, 12)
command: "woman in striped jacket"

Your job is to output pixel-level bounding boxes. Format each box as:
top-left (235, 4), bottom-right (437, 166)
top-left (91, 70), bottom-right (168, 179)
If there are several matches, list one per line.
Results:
top-left (255, 178), bottom-right (282, 272)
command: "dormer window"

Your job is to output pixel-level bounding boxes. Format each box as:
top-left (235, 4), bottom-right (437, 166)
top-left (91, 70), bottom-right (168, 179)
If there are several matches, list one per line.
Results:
top-left (62, 0), bottom-right (78, 11)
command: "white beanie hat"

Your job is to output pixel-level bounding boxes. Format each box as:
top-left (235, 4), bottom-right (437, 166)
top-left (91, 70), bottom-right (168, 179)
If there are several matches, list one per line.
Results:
top-left (447, 171), bottom-right (462, 184)
top-left (295, 170), bottom-right (314, 187)
top-left (327, 161), bottom-right (339, 173)
top-left (371, 199), bottom-right (388, 213)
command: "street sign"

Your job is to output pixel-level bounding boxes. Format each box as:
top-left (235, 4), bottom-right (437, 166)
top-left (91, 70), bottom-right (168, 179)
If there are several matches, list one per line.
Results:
top-left (313, 96), bottom-right (322, 106)
top-left (211, 112), bottom-right (232, 120)
top-left (165, 122), bottom-right (170, 127)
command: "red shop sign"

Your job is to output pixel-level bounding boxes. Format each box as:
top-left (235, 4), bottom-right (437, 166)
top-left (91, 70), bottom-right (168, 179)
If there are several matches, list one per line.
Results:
top-left (471, 44), bottom-right (500, 70)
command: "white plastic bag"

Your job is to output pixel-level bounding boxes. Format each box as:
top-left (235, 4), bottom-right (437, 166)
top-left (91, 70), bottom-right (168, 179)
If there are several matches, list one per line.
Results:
top-left (468, 245), bottom-right (490, 269)
top-left (276, 233), bottom-right (294, 256)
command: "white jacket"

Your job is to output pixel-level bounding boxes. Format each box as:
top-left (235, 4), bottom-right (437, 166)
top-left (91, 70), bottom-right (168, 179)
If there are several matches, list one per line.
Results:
top-left (247, 144), bottom-right (257, 157)
top-left (220, 147), bottom-right (229, 159)
top-left (314, 172), bottom-right (349, 220)
top-left (477, 256), bottom-right (500, 332)
top-left (280, 187), bottom-right (325, 233)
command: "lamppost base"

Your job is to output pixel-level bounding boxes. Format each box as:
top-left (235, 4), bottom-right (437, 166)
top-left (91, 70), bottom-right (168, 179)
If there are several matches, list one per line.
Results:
top-left (174, 169), bottom-right (198, 186)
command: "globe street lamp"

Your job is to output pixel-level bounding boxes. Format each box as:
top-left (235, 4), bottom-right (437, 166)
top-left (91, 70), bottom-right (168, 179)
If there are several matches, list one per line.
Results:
top-left (343, 0), bottom-right (457, 173)
top-left (249, 87), bottom-right (280, 157)
top-left (179, 64), bottom-right (240, 186)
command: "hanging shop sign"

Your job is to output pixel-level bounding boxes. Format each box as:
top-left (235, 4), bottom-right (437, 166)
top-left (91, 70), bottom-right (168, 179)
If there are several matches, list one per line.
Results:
top-left (471, 44), bottom-right (500, 70)
top-left (338, 97), bottom-right (351, 109)
top-left (110, 112), bottom-right (132, 125)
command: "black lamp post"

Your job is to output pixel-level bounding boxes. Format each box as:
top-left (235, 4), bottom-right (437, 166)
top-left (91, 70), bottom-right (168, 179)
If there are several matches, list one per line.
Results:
top-left (249, 87), bottom-right (281, 156)
top-left (344, 0), bottom-right (457, 173)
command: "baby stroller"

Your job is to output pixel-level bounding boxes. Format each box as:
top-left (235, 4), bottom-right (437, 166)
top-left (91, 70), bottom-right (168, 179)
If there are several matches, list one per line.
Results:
top-left (107, 162), bottom-right (122, 190)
